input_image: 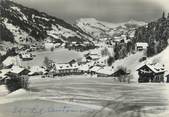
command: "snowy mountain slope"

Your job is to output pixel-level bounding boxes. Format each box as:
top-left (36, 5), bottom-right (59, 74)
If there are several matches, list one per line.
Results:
top-left (0, 0), bottom-right (93, 44)
top-left (76, 18), bottom-right (146, 39)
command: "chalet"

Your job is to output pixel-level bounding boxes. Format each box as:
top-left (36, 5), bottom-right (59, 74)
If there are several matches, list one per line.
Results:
top-left (89, 65), bottom-right (103, 75)
top-left (95, 56), bottom-right (108, 66)
top-left (19, 52), bottom-right (33, 61)
top-left (113, 68), bottom-right (130, 77)
top-left (85, 50), bottom-right (101, 61)
top-left (78, 61), bottom-right (95, 74)
top-left (54, 62), bottom-right (80, 76)
top-left (7, 66), bottom-right (30, 77)
top-left (135, 42), bottom-right (148, 51)
top-left (86, 54), bottom-right (100, 61)
top-left (96, 66), bottom-right (114, 77)
top-left (137, 63), bottom-right (165, 83)
top-left (28, 66), bottom-right (47, 76)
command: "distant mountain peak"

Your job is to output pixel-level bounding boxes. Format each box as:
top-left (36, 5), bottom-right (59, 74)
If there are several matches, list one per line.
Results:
top-left (76, 18), bottom-right (146, 39)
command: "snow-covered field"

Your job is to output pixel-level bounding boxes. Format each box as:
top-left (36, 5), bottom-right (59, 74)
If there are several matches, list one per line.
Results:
top-left (0, 77), bottom-right (169, 117)
top-left (21, 48), bottom-right (83, 67)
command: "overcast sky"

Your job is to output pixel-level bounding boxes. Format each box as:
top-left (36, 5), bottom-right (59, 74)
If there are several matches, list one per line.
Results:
top-left (13, 0), bottom-right (168, 24)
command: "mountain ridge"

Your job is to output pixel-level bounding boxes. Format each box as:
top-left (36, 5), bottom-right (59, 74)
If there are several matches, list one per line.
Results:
top-left (76, 18), bottom-right (146, 40)
top-left (0, 0), bottom-right (94, 44)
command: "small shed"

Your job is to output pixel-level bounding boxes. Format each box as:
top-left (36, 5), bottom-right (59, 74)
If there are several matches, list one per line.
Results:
top-left (113, 69), bottom-right (130, 77)
top-left (7, 66), bottom-right (30, 77)
top-left (137, 63), bottom-right (165, 83)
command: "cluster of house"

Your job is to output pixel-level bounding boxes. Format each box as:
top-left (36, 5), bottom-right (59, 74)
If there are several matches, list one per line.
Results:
top-left (1, 50), bottom-right (169, 84)
top-left (44, 36), bottom-right (64, 50)
top-left (41, 49), bottom-right (130, 79)
top-left (64, 41), bottom-right (95, 52)
top-left (0, 54), bottom-right (129, 84)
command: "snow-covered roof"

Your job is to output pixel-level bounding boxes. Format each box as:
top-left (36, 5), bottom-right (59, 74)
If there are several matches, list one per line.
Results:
top-left (138, 63), bottom-right (166, 73)
top-left (0, 69), bottom-right (10, 78)
top-left (28, 66), bottom-right (46, 75)
top-left (97, 66), bottom-right (114, 75)
top-left (21, 53), bottom-right (32, 59)
top-left (78, 65), bottom-right (90, 71)
top-left (79, 61), bottom-right (95, 71)
top-left (29, 66), bottom-right (46, 73)
top-left (10, 66), bottom-right (25, 74)
top-left (89, 49), bottom-right (101, 55)
top-left (89, 55), bottom-right (100, 60)
top-left (55, 63), bottom-right (79, 70)
top-left (90, 65), bottom-right (103, 72)
top-left (2, 56), bottom-right (17, 67)
top-left (136, 42), bottom-right (148, 47)
top-left (97, 56), bottom-right (108, 62)
top-left (146, 63), bottom-right (165, 73)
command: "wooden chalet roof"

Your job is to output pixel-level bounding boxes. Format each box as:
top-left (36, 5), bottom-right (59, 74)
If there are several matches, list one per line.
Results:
top-left (137, 63), bottom-right (166, 73)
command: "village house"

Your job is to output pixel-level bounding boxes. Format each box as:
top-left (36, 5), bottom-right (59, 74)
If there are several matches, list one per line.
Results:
top-left (89, 65), bottom-right (103, 75)
top-left (7, 66), bottom-right (30, 77)
top-left (137, 63), bottom-right (166, 83)
top-left (19, 52), bottom-right (33, 61)
top-left (95, 56), bottom-right (109, 66)
top-left (96, 66), bottom-right (114, 77)
top-left (28, 66), bottom-right (47, 76)
top-left (113, 68), bottom-right (130, 77)
top-left (53, 62), bottom-right (81, 76)
top-left (78, 61), bottom-right (95, 74)
top-left (85, 50), bottom-right (101, 61)
top-left (135, 42), bottom-right (148, 51)
top-left (85, 54), bottom-right (100, 61)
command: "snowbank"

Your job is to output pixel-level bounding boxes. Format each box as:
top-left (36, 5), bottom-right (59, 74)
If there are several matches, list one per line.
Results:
top-left (0, 85), bottom-right (9, 96)
top-left (7, 89), bottom-right (27, 97)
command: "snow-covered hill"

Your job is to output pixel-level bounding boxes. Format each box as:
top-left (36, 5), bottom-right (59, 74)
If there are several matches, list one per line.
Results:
top-left (0, 0), bottom-right (93, 44)
top-left (76, 18), bottom-right (146, 39)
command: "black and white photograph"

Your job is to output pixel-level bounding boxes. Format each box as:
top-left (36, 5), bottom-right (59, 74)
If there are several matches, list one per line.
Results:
top-left (0, 0), bottom-right (169, 117)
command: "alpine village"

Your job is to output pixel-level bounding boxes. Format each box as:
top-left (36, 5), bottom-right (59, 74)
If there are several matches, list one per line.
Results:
top-left (1, 0), bottom-right (169, 93)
